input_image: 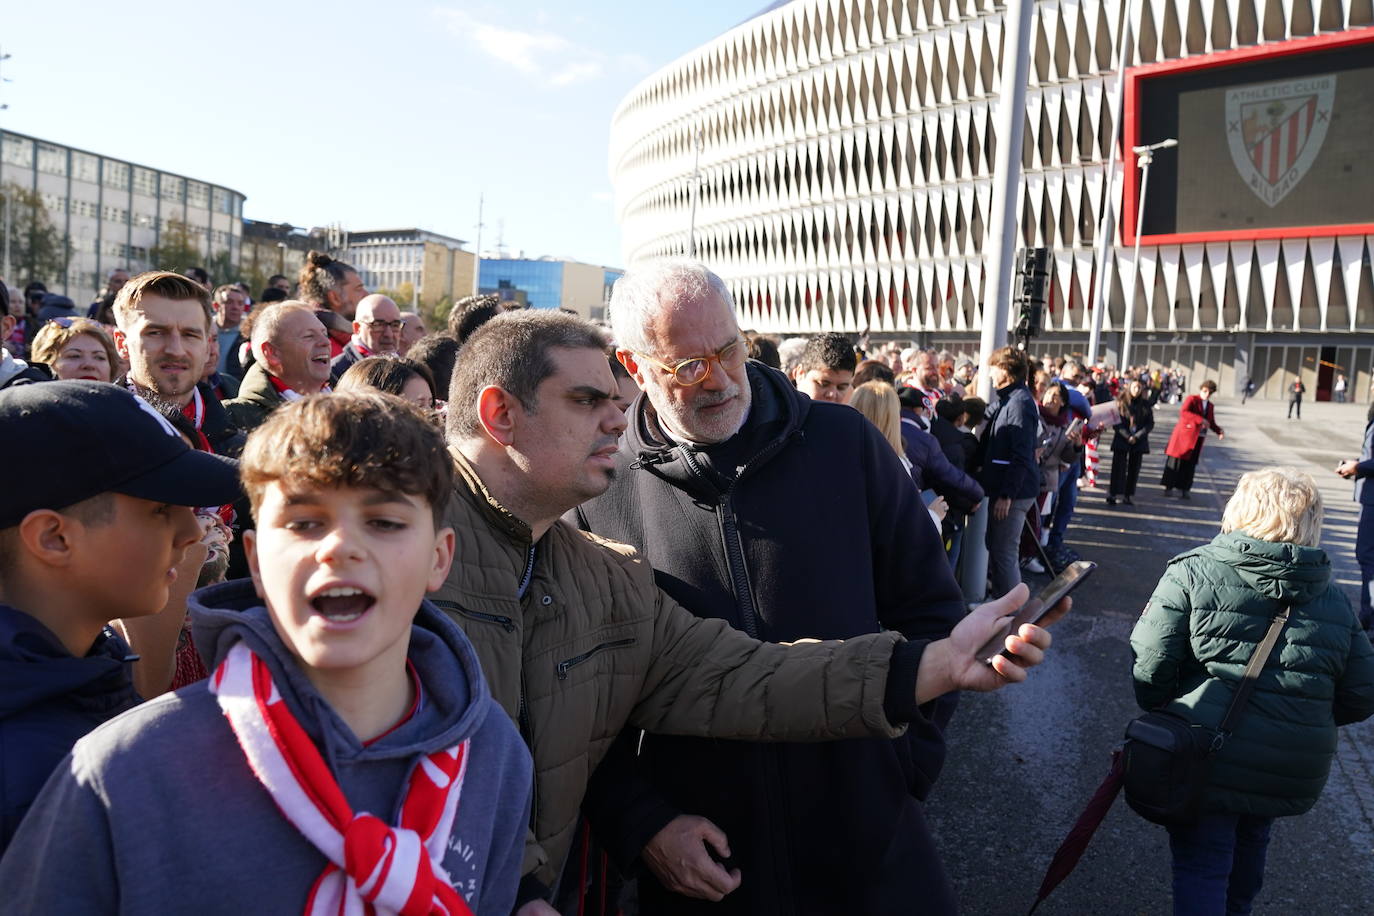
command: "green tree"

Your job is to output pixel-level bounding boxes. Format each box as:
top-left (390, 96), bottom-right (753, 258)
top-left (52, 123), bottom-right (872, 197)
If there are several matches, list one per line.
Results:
top-left (0, 182), bottom-right (69, 287)
top-left (148, 218), bottom-right (206, 275)
top-left (206, 249), bottom-right (243, 288)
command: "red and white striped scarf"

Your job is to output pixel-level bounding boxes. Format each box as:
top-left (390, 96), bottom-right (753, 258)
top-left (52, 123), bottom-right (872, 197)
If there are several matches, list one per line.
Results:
top-left (210, 642), bottom-right (473, 916)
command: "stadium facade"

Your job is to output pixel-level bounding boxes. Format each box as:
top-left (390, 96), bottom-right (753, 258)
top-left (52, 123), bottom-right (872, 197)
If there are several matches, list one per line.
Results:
top-left (608, 1), bottom-right (1374, 401)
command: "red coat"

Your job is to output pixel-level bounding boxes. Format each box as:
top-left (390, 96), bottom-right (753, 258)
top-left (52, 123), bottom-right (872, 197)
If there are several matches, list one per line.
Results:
top-left (1165, 394), bottom-right (1223, 460)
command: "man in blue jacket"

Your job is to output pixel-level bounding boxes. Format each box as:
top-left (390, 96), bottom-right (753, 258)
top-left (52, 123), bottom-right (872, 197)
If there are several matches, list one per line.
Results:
top-left (979, 346), bottom-right (1041, 598)
top-left (573, 260), bottom-right (969, 915)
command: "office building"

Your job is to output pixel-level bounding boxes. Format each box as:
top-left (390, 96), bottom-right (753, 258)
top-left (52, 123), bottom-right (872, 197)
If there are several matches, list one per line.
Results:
top-left (0, 129), bottom-right (245, 298)
top-left (479, 257), bottom-right (625, 321)
top-left (342, 228), bottom-right (476, 309)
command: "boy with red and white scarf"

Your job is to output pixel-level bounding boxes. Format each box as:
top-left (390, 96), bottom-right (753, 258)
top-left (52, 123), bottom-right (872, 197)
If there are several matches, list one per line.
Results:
top-left (0, 393), bottom-right (532, 915)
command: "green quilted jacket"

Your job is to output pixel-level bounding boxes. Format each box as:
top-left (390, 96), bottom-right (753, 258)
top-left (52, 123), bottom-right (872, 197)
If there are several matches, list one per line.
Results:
top-left (1131, 531), bottom-right (1374, 817)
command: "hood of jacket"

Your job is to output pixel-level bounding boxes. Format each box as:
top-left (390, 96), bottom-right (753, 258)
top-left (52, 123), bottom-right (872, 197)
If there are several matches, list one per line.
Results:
top-left (1189, 531), bottom-right (1331, 606)
top-left (189, 579), bottom-right (492, 756)
top-left (624, 361), bottom-right (809, 503)
top-left (0, 605), bottom-right (136, 720)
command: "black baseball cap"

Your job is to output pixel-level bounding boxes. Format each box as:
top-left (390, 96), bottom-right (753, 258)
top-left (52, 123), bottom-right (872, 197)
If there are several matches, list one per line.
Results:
top-left (0, 381), bottom-right (241, 529)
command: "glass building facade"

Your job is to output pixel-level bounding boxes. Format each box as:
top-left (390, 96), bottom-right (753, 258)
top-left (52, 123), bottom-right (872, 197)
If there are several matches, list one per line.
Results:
top-left (479, 259), bottom-right (565, 310)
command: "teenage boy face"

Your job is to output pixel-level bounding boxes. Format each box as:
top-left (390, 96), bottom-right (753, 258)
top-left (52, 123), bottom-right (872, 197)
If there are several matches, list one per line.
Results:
top-left (795, 367), bottom-right (854, 404)
top-left (115, 296), bottom-right (210, 401)
top-left (76, 494), bottom-right (202, 621)
top-left (245, 483), bottom-right (454, 678)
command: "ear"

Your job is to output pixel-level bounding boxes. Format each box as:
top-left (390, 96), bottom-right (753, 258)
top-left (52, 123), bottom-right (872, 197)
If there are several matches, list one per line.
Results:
top-left (616, 348), bottom-right (647, 387)
top-left (476, 385), bottom-right (520, 447)
top-left (259, 341), bottom-right (282, 376)
top-left (113, 326), bottom-right (131, 360)
top-left (16, 510), bottom-right (80, 570)
top-left (326, 289), bottom-right (342, 312)
top-left (427, 527), bottom-right (456, 592)
top-left (351, 320), bottom-right (362, 336)
top-left (242, 529), bottom-right (266, 600)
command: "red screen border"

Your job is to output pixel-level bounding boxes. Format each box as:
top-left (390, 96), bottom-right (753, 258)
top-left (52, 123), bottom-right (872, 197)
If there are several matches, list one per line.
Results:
top-left (1121, 28), bottom-right (1374, 246)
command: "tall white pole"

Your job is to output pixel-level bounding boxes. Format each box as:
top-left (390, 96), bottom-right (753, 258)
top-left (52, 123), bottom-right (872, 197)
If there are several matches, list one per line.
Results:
top-left (687, 127), bottom-right (703, 258)
top-left (472, 193), bottom-right (484, 296)
top-left (962, 0), bottom-right (1038, 605)
top-left (975, 0), bottom-right (1037, 401)
top-left (1120, 138), bottom-right (1175, 371)
top-left (1121, 152), bottom-right (1152, 371)
top-left (1086, 2), bottom-right (1135, 366)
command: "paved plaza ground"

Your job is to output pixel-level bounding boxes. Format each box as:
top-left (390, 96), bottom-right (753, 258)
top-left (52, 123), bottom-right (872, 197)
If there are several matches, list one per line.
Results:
top-left (927, 395), bottom-right (1374, 914)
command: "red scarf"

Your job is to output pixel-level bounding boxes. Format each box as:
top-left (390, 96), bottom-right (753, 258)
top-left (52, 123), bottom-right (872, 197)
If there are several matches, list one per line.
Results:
top-left (210, 643), bottom-right (473, 916)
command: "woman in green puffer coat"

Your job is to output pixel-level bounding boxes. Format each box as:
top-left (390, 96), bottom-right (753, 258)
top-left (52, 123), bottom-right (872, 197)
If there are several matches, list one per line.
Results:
top-left (1131, 466), bottom-right (1374, 916)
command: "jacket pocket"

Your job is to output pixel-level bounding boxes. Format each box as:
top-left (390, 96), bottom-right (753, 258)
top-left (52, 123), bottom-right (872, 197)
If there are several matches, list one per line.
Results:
top-left (431, 599), bottom-right (516, 633)
top-left (556, 638), bottom-right (637, 680)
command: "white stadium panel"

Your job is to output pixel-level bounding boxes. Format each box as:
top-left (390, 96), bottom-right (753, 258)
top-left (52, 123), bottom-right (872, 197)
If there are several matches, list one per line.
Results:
top-left (609, 1), bottom-right (1374, 339)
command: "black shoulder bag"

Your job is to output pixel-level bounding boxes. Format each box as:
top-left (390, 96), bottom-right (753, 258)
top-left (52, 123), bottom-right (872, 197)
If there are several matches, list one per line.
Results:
top-left (1122, 605), bottom-right (1291, 825)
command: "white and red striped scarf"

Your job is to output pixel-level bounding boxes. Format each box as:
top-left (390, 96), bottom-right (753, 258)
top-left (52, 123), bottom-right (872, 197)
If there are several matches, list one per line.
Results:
top-left (210, 642), bottom-right (473, 916)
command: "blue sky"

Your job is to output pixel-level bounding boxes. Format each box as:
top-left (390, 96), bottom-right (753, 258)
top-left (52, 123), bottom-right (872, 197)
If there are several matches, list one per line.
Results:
top-left (0, 1), bottom-right (755, 268)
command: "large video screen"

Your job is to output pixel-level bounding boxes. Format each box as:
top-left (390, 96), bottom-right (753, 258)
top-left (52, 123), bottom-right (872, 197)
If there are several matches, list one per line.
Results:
top-left (1130, 35), bottom-right (1374, 241)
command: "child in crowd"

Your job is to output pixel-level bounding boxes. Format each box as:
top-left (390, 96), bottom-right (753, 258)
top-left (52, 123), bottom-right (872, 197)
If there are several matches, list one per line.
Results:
top-left (0, 381), bottom-right (241, 853)
top-left (0, 393), bottom-right (532, 914)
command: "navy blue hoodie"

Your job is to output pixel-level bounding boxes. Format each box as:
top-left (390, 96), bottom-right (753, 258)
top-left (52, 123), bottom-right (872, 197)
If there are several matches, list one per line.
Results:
top-left (0, 606), bottom-right (140, 853)
top-left (0, 581), bottom-right (533, 915)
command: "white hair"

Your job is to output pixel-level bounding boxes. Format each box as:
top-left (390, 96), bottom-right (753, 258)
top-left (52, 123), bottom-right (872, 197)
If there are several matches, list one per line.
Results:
top-left (1221, 466), bottom-right (1324, 548)
top-left (608, 258), bottom-right (735, 355)
top-left (778, 337), bottom-right (809, 375)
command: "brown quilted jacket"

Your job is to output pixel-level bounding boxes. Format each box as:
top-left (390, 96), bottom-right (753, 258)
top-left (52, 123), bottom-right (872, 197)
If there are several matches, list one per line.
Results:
top-left (430, 448), bottom-right (908, 889)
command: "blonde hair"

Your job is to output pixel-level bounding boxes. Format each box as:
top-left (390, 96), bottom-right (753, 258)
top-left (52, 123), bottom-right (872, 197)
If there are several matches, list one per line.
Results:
top-left (850, 381), bottom-right (904, 457)
top-left (1221, 466), bottom-right (1323, 547)
top-left (30, 318), bottom-right (118, 379)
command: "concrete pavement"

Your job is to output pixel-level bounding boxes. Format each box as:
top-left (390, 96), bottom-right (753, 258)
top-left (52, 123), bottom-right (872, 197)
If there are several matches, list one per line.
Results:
top-left (925, 395), bottom-right (1374, 915)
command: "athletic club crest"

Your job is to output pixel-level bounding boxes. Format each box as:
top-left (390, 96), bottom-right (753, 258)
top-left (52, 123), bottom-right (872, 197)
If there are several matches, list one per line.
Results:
top-left (1226, 75), bottom-right (1335, 208)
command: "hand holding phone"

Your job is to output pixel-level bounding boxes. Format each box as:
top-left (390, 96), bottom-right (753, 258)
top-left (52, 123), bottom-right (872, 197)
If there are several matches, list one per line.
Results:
top-left (974, 561), bottom-right (1095, 665)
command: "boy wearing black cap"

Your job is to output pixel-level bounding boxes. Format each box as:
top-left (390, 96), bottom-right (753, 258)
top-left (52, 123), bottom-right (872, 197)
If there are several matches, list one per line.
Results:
top-left (0, 393), bottom-right (531, 915)
top-left (0, 380), bottom-right (241, 852)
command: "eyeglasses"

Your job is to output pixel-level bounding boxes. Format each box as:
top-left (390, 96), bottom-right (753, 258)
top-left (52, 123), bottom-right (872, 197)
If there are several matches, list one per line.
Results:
top-left (638, 338), bottom-right (747, 387)
top-left (359, 319), bottom-right (404, 331)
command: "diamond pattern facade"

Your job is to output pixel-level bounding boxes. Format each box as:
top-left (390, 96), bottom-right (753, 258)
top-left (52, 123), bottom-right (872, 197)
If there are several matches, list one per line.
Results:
top-left (609, 2), bottom-right (1374, 394)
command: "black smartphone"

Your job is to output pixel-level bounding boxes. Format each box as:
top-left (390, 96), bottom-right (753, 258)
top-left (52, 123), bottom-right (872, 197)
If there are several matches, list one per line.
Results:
top-left (975, 560), bottom-right (1095, 665)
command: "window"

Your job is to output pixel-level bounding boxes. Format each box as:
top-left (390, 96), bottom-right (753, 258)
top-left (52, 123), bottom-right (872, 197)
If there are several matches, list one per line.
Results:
top-left (104, 160), bottom-right (130, 191)
top-left (37, 142), bottom-right (67, 176)
top-left (40, 193), bottom-right (67, 214)
top-left (73, 152), bottom-right (99, 183)
top-left (102, 204), bottom-right (129, 225)
top-left (161, 176), bottom-right (185, 203)
top-left (71, 199), bottom-right (100, 219)
top-left (133, 168), bottom-right (157, 197)
top-left (212, 188), bottom-right (229, 213)
top-left (1, 134), bottom-right (33, 168)
top-left (187, 181), bottom-right (209, 209)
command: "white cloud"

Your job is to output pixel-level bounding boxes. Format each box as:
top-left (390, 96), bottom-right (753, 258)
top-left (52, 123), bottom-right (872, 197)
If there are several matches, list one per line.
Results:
top-left (434, 7), bottom-right (608, 88)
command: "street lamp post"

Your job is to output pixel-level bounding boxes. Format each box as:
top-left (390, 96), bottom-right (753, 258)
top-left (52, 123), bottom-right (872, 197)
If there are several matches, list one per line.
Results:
top-left (1120, 138), bottom-right (1177, 370)
top-left (687, 127), bottom-right (703, 258)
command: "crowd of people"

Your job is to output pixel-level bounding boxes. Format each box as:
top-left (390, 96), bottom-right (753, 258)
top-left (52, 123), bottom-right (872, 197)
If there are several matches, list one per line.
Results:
top-left (0, 254), bottom-right (1372, 915)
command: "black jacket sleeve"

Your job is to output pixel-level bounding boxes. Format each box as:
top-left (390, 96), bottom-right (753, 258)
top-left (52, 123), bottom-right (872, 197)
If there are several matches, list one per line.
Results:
top-left (581, 729), bottom-right (680, 873)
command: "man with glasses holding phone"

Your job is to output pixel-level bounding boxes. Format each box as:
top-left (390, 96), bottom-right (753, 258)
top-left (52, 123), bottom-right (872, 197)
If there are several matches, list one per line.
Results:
top-left (330, 293), bottom-right (403, 382)
top-left (571, 259), bottom-right (968, 915)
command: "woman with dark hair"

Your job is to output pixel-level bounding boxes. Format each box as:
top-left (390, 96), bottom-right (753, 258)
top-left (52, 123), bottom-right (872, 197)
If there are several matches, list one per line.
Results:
top-left (1107, 378), bottom-right (1154, 506)
top-left (1161, 380), bottom-right (1225, 500)
top-left (335, 355), bottom-right (436, 410)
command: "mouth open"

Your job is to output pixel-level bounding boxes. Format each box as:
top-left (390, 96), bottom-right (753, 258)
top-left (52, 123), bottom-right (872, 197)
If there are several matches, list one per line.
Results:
top-left (310, 585), bottom-right (375, 623)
